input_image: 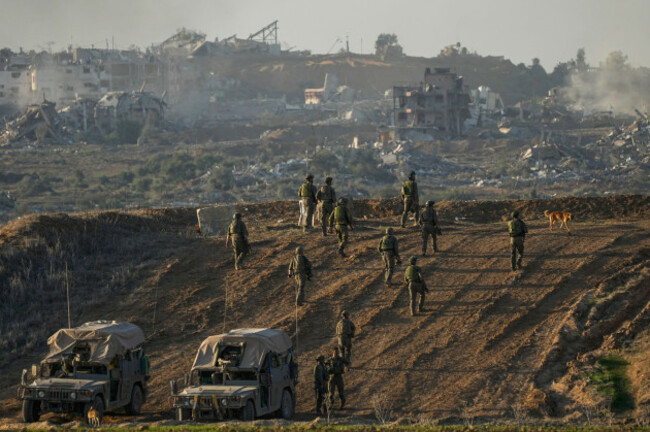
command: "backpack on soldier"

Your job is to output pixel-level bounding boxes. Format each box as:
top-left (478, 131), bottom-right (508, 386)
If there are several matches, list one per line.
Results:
top-left (405, 265), bottom-right (421, 282)
top-left (402, 180), bottom-right (413, 197)
top-left (381, 235), bottom-right (395, 251)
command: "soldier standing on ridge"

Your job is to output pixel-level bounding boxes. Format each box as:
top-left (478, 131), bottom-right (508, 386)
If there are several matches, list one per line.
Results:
top-left (329, 197), bottom-right (354, 257)
top-left (316, 177), bottom-right (336, 236)
top-left (420, 200), bottom-right (440, 256)
top-left (508, 210), bottom-right (528, 272)
top-left (404, 256), bottom-right (428, 316)
top-left (226, 212), bottom-right (249, 271)
top-left (326, 347), bottom-right (349, 410)
top-left (313, 355), bottom-right (329, 416)
top-left (378, 227), bottom-right (401, 286)
top-left (336, 311), bottom-right (356, 364)
top-left (299, 174), bottom-right (318, 233)
top-left (288, 246), bottom-right (312, 306)
top-left (400, 171), bottom-right (420, 227)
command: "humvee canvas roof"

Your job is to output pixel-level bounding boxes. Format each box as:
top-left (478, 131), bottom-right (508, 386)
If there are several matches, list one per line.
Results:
top-left (45, 320), bottom-right (144, 365)
top-left (192, 328), bottom-right (292, 370)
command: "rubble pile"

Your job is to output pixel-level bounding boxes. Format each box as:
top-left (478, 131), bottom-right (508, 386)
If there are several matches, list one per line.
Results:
top-left (0, 92), bottom-right (166, 146)
top-left (0, 101), bottom-right (67, 145)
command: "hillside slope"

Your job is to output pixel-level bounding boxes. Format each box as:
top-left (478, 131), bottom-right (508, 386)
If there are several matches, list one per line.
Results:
top-left (1, 195), bottom-right (649, 425)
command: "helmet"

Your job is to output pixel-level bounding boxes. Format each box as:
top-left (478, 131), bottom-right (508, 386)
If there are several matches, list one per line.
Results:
top-left (295, 246), bottom-right (304, 254)
top-left (332, 346), bottom-right (339, 352)
top-left (409, 256), bottom-right (417, 265)
top-left (341, 310), bottom-right (348, 318)
top-left (325, 176), bottom-right (333, 184)
top-left (386, 227), bottom-right (394, 235)
top-left (306, 173), bottom-right (314, 181)
top-left (511, 211), bottom-right (519, 218)
top-left (408, 170), bottom-right (416, 179)
top-left (233, 212), bottom-right (242, 220)
top-left (316, 355), bottom-right (325, 362)
top-left (426, 200), bottom-right (435, 207)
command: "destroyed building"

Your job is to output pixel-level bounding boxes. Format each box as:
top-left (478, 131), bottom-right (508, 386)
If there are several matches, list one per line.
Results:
top-left (304, 73), bottom-right (355, 105)
top-left (94, 91), bottom-right (165, 132)
top-left (393, 67), bottom-right (471, 138)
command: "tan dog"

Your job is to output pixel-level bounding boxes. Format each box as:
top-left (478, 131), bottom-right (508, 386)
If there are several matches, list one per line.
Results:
top-left (87, 405), bottom-right (101, 427)
top-left (544, 210), bottom-right (573, 233)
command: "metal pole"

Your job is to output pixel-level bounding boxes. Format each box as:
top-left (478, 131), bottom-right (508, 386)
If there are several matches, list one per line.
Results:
top-left (65, 263), bottom-right (71, 328)
top-left (222, 278), bottom-right (228, 333)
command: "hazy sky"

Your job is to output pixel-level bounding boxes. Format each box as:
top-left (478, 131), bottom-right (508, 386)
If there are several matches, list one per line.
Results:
top-left (2, 0), bottom-right (649, 70)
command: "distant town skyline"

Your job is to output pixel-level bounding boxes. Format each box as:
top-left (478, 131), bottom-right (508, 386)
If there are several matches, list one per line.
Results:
top-left (1, 0), bottom-right (649, 70)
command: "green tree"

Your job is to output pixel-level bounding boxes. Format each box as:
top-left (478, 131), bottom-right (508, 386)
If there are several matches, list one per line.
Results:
top-left (375, 33), bottom-right (398, 56)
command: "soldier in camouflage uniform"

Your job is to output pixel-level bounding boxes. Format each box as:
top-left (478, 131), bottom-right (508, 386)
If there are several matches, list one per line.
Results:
top-left (226, 213), bottom-right (249, 270)
top-left (328, 197), bottom-right (354, 257)
top-left (298, 174), bottom-right (318, 232)
top-left (400, 171), bottom-right (420, 227)
top-left (378, 227), bottom-right (401, 286)
top-left (316, 177), bottom-right (336, 236)
top-left (336, 311), bottom-right (356, 364)
top-left (419, 200), bottom-right (440, 256)
top-left (404, 256), bottom-right (428, 316)
top-left (508, 211), bottom-right (528, 272)
top-left (313, 355), bottom-right (329, 416)
top-left (326, 347), bottom-right (350, 409)
top-left (288, 246), bottom-right (312, 306)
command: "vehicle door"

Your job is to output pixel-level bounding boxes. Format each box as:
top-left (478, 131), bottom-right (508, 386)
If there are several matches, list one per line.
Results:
top-left (269, 352), bottom-right (288, 411)
top-left (119, 354), bottom-right (134, 403)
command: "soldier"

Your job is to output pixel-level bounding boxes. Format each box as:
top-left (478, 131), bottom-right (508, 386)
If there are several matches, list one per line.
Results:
top-left (400, 171), bottom-right (420, 227)
top-left (508, 210), bottom-right (528, 272)
top-left (288, 246), bottom-right (312, 306)
top-left (316, 177), bottom-right (336, 236)
top-left (226, 213), bottom-right (249, 270)
top-left (336, 311), bottom-right (356, 364)
top-left (298, 174), bottom-right (318, 232)
top-left (313, 355), bottom-right (328, 416)
top-left (404, 256), bottom-right (428, 316)
top-left (328, 197), bottom-right (354, 257)
top-left (420, 200), bottom-right (440, 256)
top-left (378, 227), bottom-right (401, 286)
top-left (326, 346), bottom-right (349, 410)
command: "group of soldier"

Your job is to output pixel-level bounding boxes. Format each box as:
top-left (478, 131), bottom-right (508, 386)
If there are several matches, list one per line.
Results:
top-left (225, 169), bottom-right (530, 414)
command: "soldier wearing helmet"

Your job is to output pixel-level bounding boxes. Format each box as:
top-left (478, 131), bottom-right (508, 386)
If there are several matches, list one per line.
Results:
top-left (419, 200), bottom-right (440, 256)
top-left (404, 256), bottom-right (428, 316)
top-left (329, 197), bottom-right (354, 257)
top-left (288, 245), bottom-right (312, 306)
top-left (400, 171), bottom-right (420, 227)
top-left (336, 310), bottom-right (356, 364)
top-left (378, 227), bottom-right (401, 286)
top-left (508, 210), bottom-right (528, 272)
top-left (313, 354), bottom-right (329, 416)
top-left (226, 212), bottom-right (249, 270)
top-left (298, 174), bottom-right (318, 233)
top-left (315, 176), bottom-right (336, 236)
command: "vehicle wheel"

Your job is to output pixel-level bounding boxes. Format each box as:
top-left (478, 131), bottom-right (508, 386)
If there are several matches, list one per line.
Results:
top-left (279, 389), bottom-right (294, 420)
top-left (125, 385), bottom-right (143, 415)
top-left (176, 407), bottom-right (191, 421)
top-left (22, 399), bottom-right (40, 422)
top-left (241, 400), bottom-right (255, 421)
top-left (87, 396), bottom-right (104, 425)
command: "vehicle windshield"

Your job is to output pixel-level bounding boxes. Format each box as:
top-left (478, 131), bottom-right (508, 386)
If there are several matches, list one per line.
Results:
top-left (191, 369), bottom-right (257, 386)
top-left (40, 360), bottom-right (107, 378)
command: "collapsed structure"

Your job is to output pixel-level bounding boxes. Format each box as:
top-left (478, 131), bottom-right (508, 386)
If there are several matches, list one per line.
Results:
top-left (392, 67), bottom-right (471, 138)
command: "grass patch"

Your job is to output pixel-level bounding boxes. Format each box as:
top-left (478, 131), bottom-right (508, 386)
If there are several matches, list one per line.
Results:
top-left (17, 425), bottom-right (650, 431)
top-left (588, 355), bottom-right (635, 412)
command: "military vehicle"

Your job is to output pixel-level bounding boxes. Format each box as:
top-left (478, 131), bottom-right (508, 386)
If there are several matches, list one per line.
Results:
top-left (17, 321), bottom-right (150, 424)
top-left (171, 328), bottom-right (298, 421)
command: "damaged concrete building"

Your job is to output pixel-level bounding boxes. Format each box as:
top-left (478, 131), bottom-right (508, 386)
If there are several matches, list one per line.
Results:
top-left (393, 67), bottom-right (471, 138)
top-left (94, 91), bottom-right (165, 133)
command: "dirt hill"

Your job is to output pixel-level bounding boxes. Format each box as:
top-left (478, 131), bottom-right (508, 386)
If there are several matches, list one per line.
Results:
top-left (1, 195), bottom-right (649, 426)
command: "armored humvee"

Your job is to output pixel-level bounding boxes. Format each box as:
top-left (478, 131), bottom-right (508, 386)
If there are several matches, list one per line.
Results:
top-left (172, 328), bottom-right (298, 421)
top-left (17, 321), bottom-right (150, 424)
